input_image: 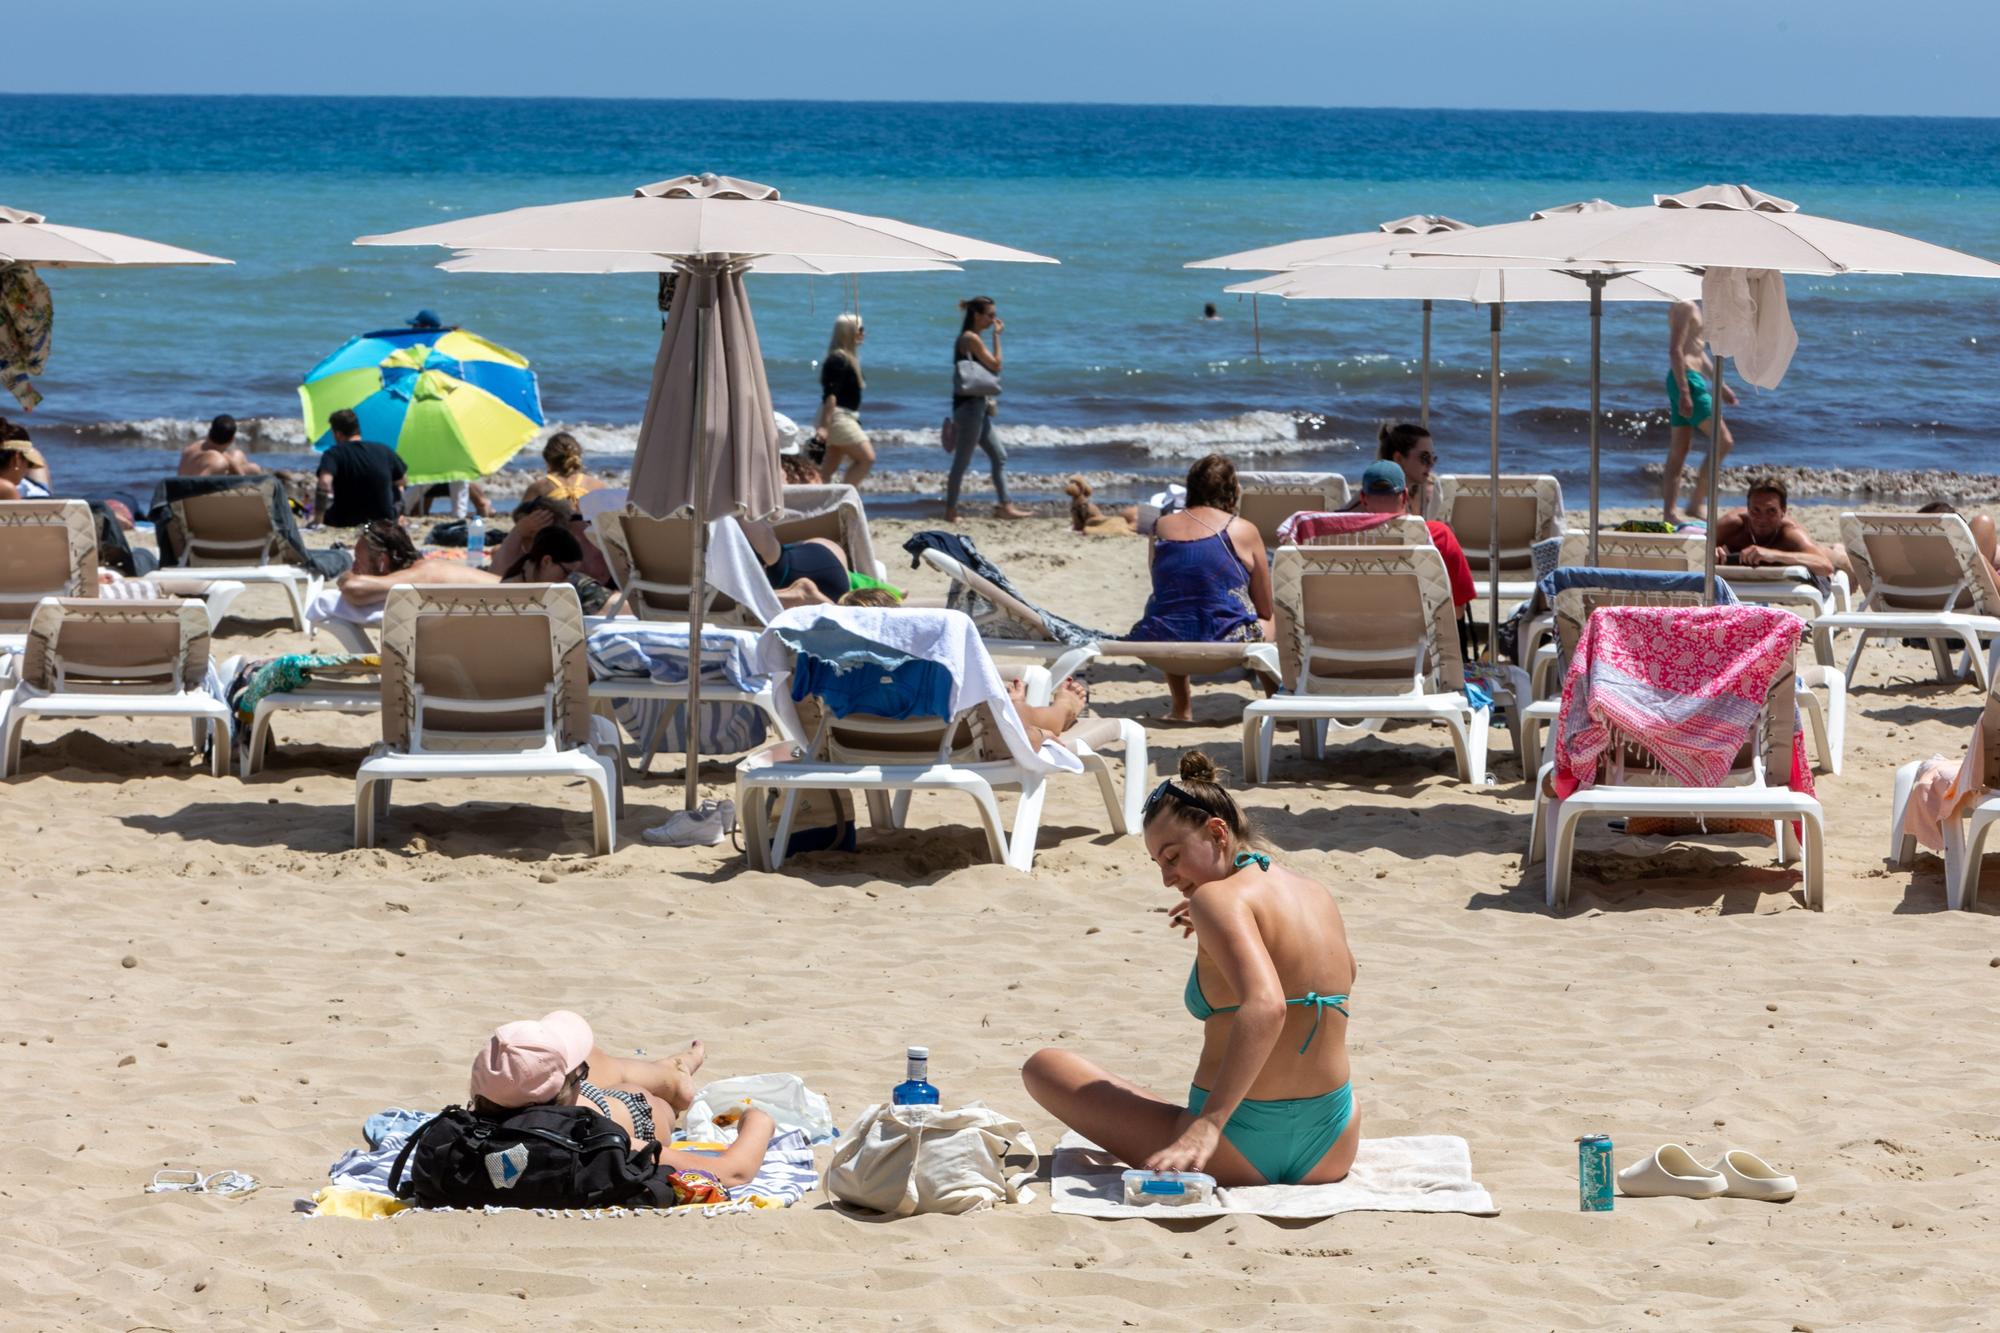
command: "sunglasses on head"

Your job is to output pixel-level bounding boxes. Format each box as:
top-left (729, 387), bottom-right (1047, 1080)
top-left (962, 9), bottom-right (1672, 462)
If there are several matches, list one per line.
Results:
top-left (1141, 777), bottom-right (1219, 821)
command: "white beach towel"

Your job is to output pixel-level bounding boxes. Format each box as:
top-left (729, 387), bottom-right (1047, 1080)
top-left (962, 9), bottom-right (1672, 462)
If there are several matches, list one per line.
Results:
top-left (756, 605), bottom-right (1085, 776)
top-left (1702, 266), bottom-right (1796, 390)
top-left (1049, 1131), bottom-right (1498, 1219)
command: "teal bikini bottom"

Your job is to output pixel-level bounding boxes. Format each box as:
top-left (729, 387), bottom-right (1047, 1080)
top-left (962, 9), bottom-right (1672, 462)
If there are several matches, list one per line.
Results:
top-left (1186, 1082), bottom-right (1354, 1185)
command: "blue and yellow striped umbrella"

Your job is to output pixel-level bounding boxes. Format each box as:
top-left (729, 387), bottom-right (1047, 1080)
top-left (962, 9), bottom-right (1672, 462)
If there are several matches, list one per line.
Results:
top-left (298, 325), bottom-right (545, 483)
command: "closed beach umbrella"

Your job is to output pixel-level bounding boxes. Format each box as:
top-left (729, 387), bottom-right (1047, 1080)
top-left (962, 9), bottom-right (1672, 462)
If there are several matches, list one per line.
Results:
top-left (359, 172), bottom-right (1054, 809)
top-left (1190, 215), bottom-right (1476, 425)
top-left (1406, 184), bottom-right (2000, 595)
top-left (299, 323), bottom-right (545, 483)
top-left (0, 204), bottom-right (229, 410)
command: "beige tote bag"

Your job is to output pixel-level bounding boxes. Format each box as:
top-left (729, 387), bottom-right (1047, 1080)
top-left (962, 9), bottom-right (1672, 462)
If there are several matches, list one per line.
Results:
top-left (825, 1102), bottom-right (1038, 1217)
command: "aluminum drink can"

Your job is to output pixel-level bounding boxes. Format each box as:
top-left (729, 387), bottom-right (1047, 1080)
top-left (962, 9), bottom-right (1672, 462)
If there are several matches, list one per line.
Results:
top-left (1577, 1134), bottom-right (1615, 1211)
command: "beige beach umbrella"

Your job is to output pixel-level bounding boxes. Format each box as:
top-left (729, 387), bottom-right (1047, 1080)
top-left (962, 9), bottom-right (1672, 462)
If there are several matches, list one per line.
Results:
top-left (362, 172), bottom-right (1054, 809)
top-left (0, 205), bottom-right (232, 269)
top-left (439, 248), bottom-right (962, 277)
top-left (1220, 221), bottom-right (1702, 661)
top-left (1189, 215), bottom-right (1476, 425)
top-left (1405, 184), bottom-right (2000, 596)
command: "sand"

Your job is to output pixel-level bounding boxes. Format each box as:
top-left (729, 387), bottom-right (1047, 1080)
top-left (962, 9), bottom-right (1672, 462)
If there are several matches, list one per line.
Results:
top-left (4, 504), bottom-right (1999, 1331)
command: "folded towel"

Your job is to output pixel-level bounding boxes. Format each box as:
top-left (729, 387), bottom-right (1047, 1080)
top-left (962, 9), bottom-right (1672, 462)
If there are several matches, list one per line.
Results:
top-left (1050, 1131), bottom-right (1498, 1219)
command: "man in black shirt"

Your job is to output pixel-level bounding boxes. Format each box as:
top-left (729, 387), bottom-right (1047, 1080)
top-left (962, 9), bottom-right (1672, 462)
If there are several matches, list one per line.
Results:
top-left (313, 407), bottom-right (406, 528)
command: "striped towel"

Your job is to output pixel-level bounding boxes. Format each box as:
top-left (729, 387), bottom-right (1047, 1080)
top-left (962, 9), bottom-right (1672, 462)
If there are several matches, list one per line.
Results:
top-left (674, 1128), bottom-right (818, 1208)
top-left (587, 623), bottom-right (769, 754)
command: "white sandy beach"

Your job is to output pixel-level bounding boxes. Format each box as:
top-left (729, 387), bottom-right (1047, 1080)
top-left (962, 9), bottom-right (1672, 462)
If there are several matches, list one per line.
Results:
top-left (3, 505), bottom-right (1999, 1331)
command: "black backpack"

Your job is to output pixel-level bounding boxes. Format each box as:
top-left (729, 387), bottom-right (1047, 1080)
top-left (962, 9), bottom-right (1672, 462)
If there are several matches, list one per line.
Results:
top-left (388, 1104), bottom-right (676, 1209)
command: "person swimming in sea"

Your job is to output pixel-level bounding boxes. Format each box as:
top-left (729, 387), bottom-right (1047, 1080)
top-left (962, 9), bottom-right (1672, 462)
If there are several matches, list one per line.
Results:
top-left (1022, 751), bottom-right (1359, 1186)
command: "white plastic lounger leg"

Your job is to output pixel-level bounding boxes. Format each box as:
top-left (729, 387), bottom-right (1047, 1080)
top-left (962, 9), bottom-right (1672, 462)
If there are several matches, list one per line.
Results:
top-left (1948, 809), bottom-right (2000, 911)
top-left (1887, 759), bottom-right (1923, 869)
top-left (1929, 638), bottom-right (1957, 683)
top-left (1798, 810), bottom-right (1826, 911)
top-left (354, 776), bottom-right (378, 847)
top-left (1778, 816), bottom-right (1800, 866)
top-left (1842, 630), bottom-right (1874, 687)
top-left (769, 789), bottom-right (803, 870)
top-left (585, 756), bottom-right (616, 856)
top-left (1001, 775), bottom-right (1047, 872)
top-left (1, 705), bottom-right (26, 779)
top-left (1465, 708), bottom-right (1490, 787)
top-left (1546, 798), bottom-right (1580, 912)
top-left (890, 788), bottom-right (914, 828)
top-left (864, 789), bottom-right (896, 830)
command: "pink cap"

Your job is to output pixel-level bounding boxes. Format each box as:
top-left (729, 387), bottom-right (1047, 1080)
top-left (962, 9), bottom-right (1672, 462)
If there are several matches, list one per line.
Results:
top-left (468, 1010), bottom-right (595, 1108)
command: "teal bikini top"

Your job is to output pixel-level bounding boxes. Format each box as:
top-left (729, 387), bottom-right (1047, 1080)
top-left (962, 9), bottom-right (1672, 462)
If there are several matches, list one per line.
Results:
top-left (1183, 850), bottom-right (1350, 1054)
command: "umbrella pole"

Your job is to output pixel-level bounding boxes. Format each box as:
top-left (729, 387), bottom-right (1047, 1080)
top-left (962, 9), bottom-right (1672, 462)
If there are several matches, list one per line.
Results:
top-left (1420, 300), bottom-right (1432, 430)
top-left (1587, 275), bottom-right (1604, 564)
top-left (683, 269), bottom-right (713, 812)
top-left (1487, 302), bottom-right (1503, 664)
top-left (1252, 295), bottom-right (1261, 359)
top-left (1703, 347), bottom-right (1725, 604)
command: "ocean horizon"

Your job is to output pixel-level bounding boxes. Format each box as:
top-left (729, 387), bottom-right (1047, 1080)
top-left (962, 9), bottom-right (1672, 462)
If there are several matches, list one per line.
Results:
top-left (7, 93), bottom-right (1999, 510)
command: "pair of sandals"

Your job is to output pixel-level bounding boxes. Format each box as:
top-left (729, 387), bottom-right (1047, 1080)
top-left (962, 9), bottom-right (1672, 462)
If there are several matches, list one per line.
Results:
top-left (1617, 1145), bottom-right (1796, 1202)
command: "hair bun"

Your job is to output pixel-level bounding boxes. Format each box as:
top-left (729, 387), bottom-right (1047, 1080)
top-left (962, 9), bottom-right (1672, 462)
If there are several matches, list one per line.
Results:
top-left (1178, 750), bottom-right (1220, 784)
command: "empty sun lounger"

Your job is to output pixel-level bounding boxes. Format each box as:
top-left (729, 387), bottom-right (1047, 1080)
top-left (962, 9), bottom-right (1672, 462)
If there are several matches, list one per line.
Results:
top-left (0, 596), bottom-right (231, 777)
top-left (0, 499), bottom-right (244, 676)
top-left (1527, 603), bottom-right (1825, 913)
top-left (737, 606), bottom-right (1149, 873)
top-left (1436, 473), bottom-right (1565, 606)
top-left (1240, 545), bottom-right (1493, 786)
top-left (355, 583), bottom-right (623, 856)
top-left (1810, 512), bottom-right (2000, 689)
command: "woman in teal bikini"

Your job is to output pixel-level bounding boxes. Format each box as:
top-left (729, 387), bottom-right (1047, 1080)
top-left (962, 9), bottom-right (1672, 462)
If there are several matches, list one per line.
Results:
top-left (1021, 751), bottom-right (1359, 1186)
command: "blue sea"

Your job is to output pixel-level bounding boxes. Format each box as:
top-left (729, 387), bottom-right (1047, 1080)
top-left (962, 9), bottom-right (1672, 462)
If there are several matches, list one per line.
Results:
top-left (6, 94), bottom-right (2000, 511)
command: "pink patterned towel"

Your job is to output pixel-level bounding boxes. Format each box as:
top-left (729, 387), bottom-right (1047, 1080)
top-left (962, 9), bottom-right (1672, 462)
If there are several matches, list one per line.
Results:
top-left (1278, 511), bottom-right (1395, 545)
top-left (1553, 604), bottom-right (1813, 800)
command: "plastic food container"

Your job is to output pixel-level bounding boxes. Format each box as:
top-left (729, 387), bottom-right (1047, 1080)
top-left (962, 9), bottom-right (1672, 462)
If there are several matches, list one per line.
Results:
top-left (1121, 1169), bottom-right (1217, 1207)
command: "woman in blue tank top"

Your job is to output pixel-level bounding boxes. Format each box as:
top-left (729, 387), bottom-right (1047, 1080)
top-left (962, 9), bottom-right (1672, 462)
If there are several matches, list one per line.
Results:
top-left (1021, 750), bottom-right (1359, 1187)
top-left (1127, 454), bottom-right (1274, 720)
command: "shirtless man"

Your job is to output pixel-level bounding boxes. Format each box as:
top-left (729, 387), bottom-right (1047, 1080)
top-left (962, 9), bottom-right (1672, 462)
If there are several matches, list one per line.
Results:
top-left (179, 415), bottom-right (262, 477)
top-left (1713, 477), bottom-right (1848, 580)
top-left (1662, 301), bottom-right (1737, 524)
top-left (334, 518), bottom-right (498, 607)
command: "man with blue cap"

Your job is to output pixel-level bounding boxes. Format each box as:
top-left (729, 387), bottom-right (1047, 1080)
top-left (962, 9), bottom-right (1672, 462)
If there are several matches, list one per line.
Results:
top-left (1355, 460), bottom-right (1475, 610)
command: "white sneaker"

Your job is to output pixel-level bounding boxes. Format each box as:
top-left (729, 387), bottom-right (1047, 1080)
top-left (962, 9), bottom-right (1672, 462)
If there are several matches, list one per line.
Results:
top-left (641, 799), bottom-right (737, 848)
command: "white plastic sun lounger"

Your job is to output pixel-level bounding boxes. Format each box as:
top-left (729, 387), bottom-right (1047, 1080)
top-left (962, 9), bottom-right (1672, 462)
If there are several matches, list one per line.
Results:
top-left (1240, 545), bottom-right (1493, 786)
top-left (0, 596), bottom-right (232, 778)
top-left (1810, 512), bottom-right (2000, 689)
top-left (355, 583), bottom-right (623, 856)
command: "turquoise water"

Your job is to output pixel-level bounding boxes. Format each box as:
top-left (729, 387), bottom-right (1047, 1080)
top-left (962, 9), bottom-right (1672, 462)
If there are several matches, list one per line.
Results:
top-left (7, 94), bottom-right (2000, 507)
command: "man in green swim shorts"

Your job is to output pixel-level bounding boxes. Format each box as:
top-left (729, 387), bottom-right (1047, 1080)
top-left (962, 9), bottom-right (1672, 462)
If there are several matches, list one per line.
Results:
top-left (1662, 300), bottom-right (1738, 524)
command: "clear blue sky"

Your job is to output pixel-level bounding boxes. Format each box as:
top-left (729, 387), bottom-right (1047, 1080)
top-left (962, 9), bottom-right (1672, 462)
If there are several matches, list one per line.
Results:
top-left (16, 0), bottom-right (1998, 117)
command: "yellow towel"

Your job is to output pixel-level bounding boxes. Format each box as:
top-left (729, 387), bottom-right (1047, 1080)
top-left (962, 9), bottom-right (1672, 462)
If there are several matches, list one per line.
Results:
top-left (311, 1187), bottom-right (411, 1220)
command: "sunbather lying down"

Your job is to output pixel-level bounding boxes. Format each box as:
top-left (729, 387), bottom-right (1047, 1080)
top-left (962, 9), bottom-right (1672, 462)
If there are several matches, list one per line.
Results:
top-left (470, 1011), bottom-right (774, 1186)
top-left (1008, 676), bottom-right (1092, 750)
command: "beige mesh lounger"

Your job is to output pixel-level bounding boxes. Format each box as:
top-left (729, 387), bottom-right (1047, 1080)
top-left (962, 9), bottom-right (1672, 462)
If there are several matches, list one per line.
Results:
top-left (1435, 473), bottom-right (1565, 606)
top-left (1811, 512), bottom-right (2000, 689)
top-left (1236, 471), bottom-right (1353, 548)
top-left (1239, 545), bottom-right (1493, 786)
top-left (356, 583), bottom-right (623, 856)
top-left (1525, 606), bottom-right (1825, 913)
top-left (164, 478), bottom-right (324, 630)
top-left (0, 596), bottom-right (231, 777)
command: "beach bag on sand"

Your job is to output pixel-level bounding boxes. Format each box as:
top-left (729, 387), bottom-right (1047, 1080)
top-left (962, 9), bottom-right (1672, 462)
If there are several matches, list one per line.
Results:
top-left (826, 1102), bottom-right (1037, 1217)
top-left (388, 1104), bottom-right (675, 1209)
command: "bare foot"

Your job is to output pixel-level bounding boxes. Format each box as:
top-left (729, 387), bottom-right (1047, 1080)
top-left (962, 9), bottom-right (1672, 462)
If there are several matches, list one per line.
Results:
top-left (945, 508), bottom-right (965, 525)
top-left (994, 503), bottom-right (1033, 520)
top-left (657, 1039), bottom-right (705, 1113)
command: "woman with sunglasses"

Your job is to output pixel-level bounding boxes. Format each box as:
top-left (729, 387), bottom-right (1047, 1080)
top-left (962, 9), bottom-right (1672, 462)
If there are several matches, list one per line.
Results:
top-left (1377, 421), bottom-right (1439, 519)
top-left (1021, 751), bottom-right (1359, 1186)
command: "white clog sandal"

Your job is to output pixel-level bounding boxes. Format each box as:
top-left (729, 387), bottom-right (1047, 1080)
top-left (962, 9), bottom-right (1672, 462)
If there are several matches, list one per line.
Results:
top-left (1710, 1149), bottom-right (1797, 1202)
top-left (1616, 1144), bottom-right (1727, 1198)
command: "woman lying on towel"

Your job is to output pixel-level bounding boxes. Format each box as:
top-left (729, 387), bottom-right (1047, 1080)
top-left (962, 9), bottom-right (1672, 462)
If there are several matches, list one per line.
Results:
top-left (335, 519), bottom-right (499, 607)
top-left (471, 1011), bottom-right (775, 1187)
top-left (1023, 751), bottom-right (1359, 1186)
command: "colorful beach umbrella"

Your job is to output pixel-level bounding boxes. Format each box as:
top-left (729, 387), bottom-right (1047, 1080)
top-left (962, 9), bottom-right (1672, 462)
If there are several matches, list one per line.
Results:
top-left (298, 324), bottom-right (545, 483)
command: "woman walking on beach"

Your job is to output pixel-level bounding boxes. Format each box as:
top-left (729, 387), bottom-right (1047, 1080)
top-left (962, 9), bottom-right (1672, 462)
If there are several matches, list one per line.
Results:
top-left (946, 297), bottom-right (1031, 522)
top-left (813, 313), bottom-right (875, 488)
top-left (1022, 751), bottom-right (1359, 1186)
